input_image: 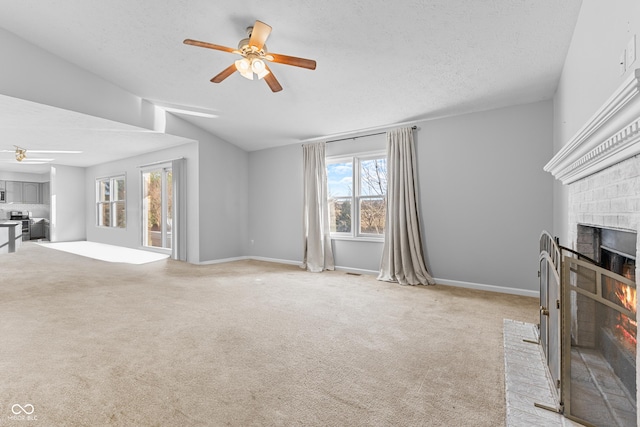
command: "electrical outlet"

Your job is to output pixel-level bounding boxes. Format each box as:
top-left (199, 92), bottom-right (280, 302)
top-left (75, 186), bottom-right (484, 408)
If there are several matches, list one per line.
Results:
top-left (627, 35), bottom-right (636, 67)
top-left (619, 49), bottom-right (627, 76)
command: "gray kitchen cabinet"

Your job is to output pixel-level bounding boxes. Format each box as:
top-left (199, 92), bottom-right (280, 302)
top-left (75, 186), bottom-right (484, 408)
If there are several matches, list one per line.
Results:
top-left (4, 181), bottom-right (48, 204)
top-left (5, 181), bottom-right (22, 203)
top-left (22, 182), bottom-right (39, 204)
top-left (30, 219), bottom-right (44, 240)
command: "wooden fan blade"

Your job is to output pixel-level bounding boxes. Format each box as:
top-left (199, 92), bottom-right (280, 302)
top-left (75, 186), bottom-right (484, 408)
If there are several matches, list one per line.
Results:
top-left (263, 65), bottom-right (283, 92)
top-left (211, 64), bottom-right (237, 83)
top-left (183, 39), bottom-right (236, 53)
top-left (249, 20), bottom-right (271, 50)
top-left (269, 53), bottom-right (316, 70)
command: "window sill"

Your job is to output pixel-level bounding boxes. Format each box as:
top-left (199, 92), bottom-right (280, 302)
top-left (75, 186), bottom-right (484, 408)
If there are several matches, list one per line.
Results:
top-left (330, 235), bottom-right (384, 243)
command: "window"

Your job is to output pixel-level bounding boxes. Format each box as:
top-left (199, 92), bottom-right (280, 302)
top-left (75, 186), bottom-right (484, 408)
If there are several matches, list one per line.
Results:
top-left (327, 152), bottom-right (387, 239)
top-left (96, 175), bottom-right (126, 228)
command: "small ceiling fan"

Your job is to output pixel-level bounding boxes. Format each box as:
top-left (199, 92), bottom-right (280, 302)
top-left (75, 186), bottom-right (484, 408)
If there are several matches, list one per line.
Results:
top-left (0, 146), bottom-right (82, 163)
top-left (184, 20), bottom-right (316, 92)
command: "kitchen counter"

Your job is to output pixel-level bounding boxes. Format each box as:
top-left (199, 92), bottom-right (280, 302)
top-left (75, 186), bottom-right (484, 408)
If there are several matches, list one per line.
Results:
top-left (0, 221), bottom-right (22, 253)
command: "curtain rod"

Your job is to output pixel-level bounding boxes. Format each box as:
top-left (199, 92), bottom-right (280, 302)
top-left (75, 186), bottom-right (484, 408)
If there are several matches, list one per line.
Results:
top-left (325, 126), bottom-right (417, 144)
top-left (300, 119), bottom-right (422, 145)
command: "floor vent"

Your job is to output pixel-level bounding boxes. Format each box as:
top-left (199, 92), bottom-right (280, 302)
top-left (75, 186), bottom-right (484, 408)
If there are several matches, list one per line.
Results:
top-left (346, 272), bottom-right (362, 276)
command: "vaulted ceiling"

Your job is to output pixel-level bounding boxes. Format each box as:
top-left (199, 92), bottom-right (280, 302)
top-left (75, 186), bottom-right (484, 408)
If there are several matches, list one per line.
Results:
top-left (0, 0), bottom-right (582, 171)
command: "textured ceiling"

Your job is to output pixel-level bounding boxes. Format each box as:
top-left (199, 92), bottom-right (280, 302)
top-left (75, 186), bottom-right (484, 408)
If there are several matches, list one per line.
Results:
top-left (0, 0), bottom-right (582, 168)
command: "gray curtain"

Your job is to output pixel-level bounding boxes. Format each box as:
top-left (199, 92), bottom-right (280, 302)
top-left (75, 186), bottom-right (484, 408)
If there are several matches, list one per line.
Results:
top-left (302, 142), bottom-right (335, 272)
top-left (171, 158), bottom-right (187, 262)
top-left (378, 127), bottom-right (435, 285)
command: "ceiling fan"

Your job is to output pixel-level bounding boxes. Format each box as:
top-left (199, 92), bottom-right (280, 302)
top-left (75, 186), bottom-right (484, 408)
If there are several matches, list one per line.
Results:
top-left (0, 146), bottom-right (82, 163)
top-left (184, 20), bottom-right (316, 92)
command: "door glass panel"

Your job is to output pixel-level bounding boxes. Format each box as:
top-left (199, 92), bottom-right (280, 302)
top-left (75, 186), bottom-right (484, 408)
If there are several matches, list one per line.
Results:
top-left (143, 170), bottom-right (162, 248)
top-left (166, 170), bottom-right (173, 250)
top-left (142, 167), bottom-right (172, 250)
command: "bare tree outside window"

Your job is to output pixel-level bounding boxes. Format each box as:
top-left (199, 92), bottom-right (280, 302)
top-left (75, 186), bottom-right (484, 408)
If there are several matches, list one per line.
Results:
top-left (327, 155), bottom-right (386, 237)
top-left (359, 158), bottom-right (387, 234)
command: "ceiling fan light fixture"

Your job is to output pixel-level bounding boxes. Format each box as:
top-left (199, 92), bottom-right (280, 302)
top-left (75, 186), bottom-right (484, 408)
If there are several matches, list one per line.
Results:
top-left (235, 58), bottom-right (253, 80)
top-left (15, 147), bottom-right (26, 162)
top-left (251, 59), bottom-right (270, 79)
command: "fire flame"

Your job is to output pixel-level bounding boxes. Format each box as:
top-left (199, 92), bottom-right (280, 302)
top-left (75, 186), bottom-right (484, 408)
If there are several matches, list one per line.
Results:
top-left (615, 284), bottom-right (637, 347)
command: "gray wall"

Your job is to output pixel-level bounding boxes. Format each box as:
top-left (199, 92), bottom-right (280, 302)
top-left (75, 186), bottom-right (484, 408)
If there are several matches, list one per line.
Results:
top-left (249, 100), bottom-right (554, 293)
top-left (417, 101), bottom-right (553, 293)
top-left (163, 114), bottom-right (249, 262)
top-left (248, 144), bottom-right (303, 263)
top-left (552, 0), bottom-right (640, 245)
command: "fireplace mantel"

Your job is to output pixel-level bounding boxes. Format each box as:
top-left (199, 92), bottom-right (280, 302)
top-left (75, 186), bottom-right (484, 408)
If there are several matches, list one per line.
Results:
top-left (545, 68), bottom-right (640, 184)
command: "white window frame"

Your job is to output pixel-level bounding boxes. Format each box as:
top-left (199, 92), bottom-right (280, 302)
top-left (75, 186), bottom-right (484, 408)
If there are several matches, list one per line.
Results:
top-left (96, 174), bottom-right (126, 228)
top-left (327, 150), bottom-right (387, 241)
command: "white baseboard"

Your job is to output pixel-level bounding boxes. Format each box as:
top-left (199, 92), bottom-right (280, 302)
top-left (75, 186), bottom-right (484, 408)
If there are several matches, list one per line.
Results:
top-left (248, 256), bottom-right (303, 267)
top-left (435, 278), bottom-right (539, 298)
top-left (197, 256), bottom-right (249, 265)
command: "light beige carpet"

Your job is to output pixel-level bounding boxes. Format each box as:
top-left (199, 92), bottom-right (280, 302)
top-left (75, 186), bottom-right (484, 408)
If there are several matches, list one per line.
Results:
top-left (0, 243), bottom-right (538, 426)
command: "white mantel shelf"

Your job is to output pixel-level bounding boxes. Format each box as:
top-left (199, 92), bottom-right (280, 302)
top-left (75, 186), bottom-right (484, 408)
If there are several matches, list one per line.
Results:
top-left (545, 68), bottom-right (640, 184)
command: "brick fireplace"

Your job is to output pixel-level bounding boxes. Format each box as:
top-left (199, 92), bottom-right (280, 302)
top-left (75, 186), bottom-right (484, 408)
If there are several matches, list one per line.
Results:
top-left (545, 68), bottom-right (640, 426)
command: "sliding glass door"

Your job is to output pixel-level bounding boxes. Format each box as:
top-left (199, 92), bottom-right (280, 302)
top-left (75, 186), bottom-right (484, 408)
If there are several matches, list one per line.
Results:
top-left (142, 166), bottom-right (172, 250)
